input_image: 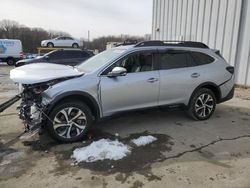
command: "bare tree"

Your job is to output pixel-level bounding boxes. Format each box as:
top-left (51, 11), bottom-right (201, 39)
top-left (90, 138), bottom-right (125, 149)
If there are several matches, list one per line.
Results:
top-left (0, 19), bottom-right (71, 53)
top-left (0, 19), bottom-right (147, 53)
top-left (0, 19), bottom-right (20, 38)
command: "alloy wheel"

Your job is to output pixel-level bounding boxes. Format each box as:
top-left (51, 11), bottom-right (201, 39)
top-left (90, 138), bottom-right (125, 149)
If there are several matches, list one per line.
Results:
top-left (194, 93), bottom-right (214, 118)
top-left (53, 107), bottom-right (87, 139)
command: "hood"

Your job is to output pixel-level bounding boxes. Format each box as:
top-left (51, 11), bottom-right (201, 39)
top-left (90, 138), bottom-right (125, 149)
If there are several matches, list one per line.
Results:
top-left (10, 63), bottom-right (83, 84)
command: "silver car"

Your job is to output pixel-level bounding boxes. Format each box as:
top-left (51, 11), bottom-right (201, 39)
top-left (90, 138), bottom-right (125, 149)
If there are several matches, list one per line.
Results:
top-left (10, 41), bottom-right (235, 142)
top-left (41, 36), bottom-right (80, 48)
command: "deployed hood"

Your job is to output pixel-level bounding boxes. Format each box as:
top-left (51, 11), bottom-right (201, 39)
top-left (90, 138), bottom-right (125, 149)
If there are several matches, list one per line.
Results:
top-left (10, 63), bottom-right (83, 84)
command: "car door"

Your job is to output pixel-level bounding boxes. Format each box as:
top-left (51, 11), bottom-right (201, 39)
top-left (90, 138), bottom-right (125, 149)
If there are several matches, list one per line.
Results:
top-left (55, 37), bottom-right (65, 46)
top-left (64, 37), bottom-right (73, 47)
top-left (157, 49), bottom-right (204, 106)
top-left (100, 50), bottom-right (160, 116)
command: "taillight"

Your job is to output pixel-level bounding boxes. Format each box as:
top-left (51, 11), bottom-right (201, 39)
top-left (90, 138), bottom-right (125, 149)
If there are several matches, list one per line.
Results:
top-left (20, 52), bottom-right (24, 59)
top-left (226, 66), bottom-right (234, 74)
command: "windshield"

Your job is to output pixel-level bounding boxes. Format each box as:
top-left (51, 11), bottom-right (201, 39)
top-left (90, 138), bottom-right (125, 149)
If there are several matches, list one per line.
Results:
top-left (77, 49), bottom-right (125, 73)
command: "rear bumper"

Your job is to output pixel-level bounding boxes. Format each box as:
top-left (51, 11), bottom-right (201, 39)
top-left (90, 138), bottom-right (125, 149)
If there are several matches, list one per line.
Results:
top-left (218, 85), bottom-right (234, 103)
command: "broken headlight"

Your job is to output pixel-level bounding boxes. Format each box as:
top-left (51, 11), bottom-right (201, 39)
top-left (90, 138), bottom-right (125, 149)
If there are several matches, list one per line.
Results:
top-left (33, 85), bottom-right (49, 94)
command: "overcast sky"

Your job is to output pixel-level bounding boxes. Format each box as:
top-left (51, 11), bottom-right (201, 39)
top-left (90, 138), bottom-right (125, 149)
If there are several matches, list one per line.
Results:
top-left (0, 0), bottom-right (153, 39)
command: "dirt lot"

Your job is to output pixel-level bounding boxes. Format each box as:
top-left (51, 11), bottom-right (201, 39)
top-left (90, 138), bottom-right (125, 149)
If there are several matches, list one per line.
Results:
top-left (1, 64), bottom-right (250, 188)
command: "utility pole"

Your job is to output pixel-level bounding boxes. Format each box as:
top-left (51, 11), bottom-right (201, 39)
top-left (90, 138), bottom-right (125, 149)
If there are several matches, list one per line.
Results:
top-left (88, 30), bottom-right (90, 42)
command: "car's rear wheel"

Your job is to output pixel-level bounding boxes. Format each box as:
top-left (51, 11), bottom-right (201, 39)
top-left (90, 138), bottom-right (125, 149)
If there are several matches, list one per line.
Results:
top-left (6, 58), bottom-right (15, 66)
top-left (47, 100), bottom-right (93, 143)
top-left (188, 88), bottom-right (216, 120)
top-left (47, 42), bottom-right (54, 48)
top-left (72, 43), bottom-right (79, 48)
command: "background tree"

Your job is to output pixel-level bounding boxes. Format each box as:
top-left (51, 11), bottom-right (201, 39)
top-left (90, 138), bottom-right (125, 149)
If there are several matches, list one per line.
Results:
top-left (0, 19), bottom-right (71, 53)
top-left (0, 19), bottom-right (149, 53)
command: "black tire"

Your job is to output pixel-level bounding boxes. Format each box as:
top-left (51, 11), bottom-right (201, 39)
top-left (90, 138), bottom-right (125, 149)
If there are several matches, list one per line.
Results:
top-left (47, 42), bottom-right (54, 48)
top-left (6, 58), bottom-right (15, 66)
top-left (72, 43), bottom-right (79, 48)
top-left (188, 88), bottom-right (216, 120)
top-left (47, 100), bottom-right (93, 143)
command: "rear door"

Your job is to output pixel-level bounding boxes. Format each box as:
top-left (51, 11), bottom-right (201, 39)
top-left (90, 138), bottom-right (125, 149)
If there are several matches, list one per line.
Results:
top-left (100, 50), bottom-right (160, 115)
top-left (64, 37), bottom-right (74, 47)
top-left (157, 49), bottom-right (204, 106)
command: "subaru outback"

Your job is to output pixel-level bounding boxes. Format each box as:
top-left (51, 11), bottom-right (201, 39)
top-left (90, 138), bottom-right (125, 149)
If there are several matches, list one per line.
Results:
top-left (10, 41), bottom-right (235, 142)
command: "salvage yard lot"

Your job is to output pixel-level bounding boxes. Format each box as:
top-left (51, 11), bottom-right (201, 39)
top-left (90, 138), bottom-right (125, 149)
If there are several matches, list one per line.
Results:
top-left (0, 64), bottom-right (250, 188)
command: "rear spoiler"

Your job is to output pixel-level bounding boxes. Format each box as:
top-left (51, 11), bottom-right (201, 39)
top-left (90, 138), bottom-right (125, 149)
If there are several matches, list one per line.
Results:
top-left (212, 49), bottom-right (225, 60)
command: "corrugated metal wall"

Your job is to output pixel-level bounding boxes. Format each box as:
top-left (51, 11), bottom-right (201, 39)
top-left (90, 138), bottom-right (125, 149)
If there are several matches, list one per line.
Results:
top-left (152, 0), bottom-right (250, 86)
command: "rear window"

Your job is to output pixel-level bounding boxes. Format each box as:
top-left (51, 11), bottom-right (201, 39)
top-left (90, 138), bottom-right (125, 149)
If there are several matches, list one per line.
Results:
top-left (190, 52), bottom-right (214, 65)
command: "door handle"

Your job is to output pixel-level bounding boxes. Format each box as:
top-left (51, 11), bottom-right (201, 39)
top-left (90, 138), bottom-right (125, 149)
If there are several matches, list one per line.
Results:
top-left (147, 78), bottom-right (158, 82)
top-left (191, 73), bottom-right (200, 78)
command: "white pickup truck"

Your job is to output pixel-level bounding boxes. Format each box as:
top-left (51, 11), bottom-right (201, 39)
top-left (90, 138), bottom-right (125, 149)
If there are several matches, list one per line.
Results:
top-left (0, 39), bottom-right (23, 66)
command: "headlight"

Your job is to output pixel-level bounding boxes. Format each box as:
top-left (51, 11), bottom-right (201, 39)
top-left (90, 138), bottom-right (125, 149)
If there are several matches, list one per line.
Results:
top-left (33, 85), bottom-right (49, 94)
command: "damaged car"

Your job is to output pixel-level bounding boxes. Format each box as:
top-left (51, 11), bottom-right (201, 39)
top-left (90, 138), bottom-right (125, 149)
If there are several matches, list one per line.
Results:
top-left (10, 41), bottom-right (235, 143)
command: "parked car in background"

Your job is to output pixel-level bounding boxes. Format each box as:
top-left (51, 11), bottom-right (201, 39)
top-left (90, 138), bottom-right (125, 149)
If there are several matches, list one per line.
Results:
top-left (10, 41), bottom-right (235, 142)
top-left (25, 53), bottom-right (39, 59)
top-left (15, 49), bottom-right (93, 67)
top-left (41, 37), bottom-right (81, 48)
top-left (0, 39), bottom-right (23, 66)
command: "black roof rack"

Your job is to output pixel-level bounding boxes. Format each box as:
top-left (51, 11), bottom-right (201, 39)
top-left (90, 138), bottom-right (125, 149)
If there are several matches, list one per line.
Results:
top-left (134, 40), bottom-right (209, 49)
top-left (115, 40), bottom-right (138, 47)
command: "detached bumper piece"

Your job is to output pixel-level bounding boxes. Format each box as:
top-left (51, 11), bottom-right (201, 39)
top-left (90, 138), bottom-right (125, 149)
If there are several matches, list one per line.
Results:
top-left (0, 95), bottom-right (21, 113)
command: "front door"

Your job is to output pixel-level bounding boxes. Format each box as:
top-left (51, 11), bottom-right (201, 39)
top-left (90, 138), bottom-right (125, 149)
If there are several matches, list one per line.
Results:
top-left (100, 51), bottom-right (159, 116)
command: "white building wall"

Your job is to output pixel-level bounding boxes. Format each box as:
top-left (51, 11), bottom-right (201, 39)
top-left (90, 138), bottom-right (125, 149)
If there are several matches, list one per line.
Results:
top-left (152, 0), bottom-right (250, 86)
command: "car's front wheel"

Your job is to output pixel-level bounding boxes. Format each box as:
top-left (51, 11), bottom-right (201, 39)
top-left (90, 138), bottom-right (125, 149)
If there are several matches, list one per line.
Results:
top-left (188, 88), bottom-right (216, 120)
top-left (47, 100), bottom-right (93, 143)
top-left (47, 42), bottom-right (54, 48)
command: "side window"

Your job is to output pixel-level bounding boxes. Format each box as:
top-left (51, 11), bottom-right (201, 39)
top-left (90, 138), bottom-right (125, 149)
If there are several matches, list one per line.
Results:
top-left (190, 52), bottom-right (214, 65)
top-left (63, 51), bottom-right (76, 59)
top-left (65, 37), bottom-right (73, 40)
top-left (186, 53), bottom-right (198, 67)
top-left (116, 52), bottom-right (153, 73)
top-left (48, 51), bottom-right (62, 59)
top-left (70, 51), bottom-right (89, 58)
top-left (159, 51), bottom-right (188, 70)
top-left (79, 51), bottom-right (90, 58)
top-left (102, 52), bottom-right (154, 75)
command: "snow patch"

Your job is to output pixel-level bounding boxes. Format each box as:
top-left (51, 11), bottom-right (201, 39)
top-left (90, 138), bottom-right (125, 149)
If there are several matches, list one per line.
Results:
top-left (72, 139), bottom-right (130, 163)
top-left (131, 135), bottom-right (157, 146)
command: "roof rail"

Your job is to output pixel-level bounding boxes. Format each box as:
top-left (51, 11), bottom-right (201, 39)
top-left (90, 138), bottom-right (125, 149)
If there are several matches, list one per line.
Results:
top-left (134, 40), bottom-right (209, 49)
top-left (115, 40), bottom-right (138, 47)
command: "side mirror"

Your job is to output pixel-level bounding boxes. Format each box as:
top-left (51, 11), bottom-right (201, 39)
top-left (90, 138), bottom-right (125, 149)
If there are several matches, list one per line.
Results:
top-left (108, 67), bottom-right (127, 77)
top-left (44, 56), bottom-right (49, 60)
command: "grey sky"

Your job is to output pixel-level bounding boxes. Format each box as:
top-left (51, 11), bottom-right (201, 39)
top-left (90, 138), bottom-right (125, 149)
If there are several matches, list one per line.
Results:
top-left (0, 0), bottom-right (153, 39)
